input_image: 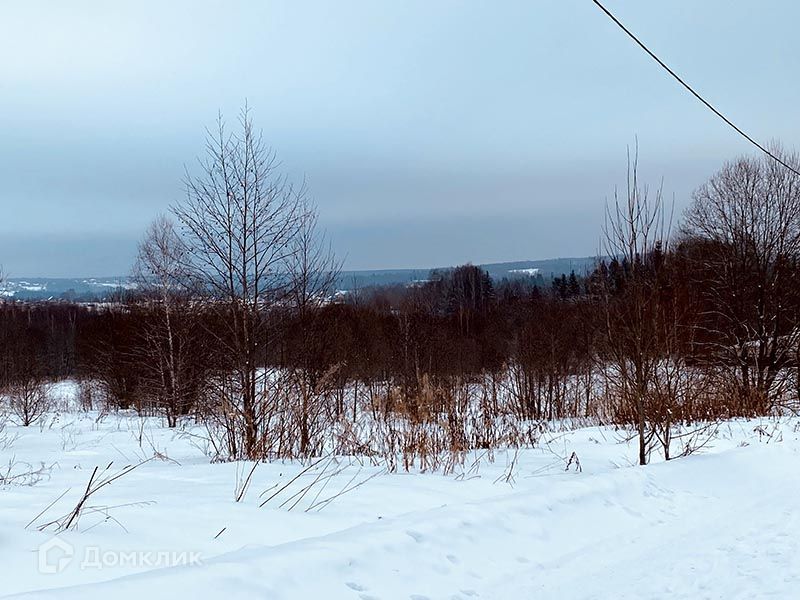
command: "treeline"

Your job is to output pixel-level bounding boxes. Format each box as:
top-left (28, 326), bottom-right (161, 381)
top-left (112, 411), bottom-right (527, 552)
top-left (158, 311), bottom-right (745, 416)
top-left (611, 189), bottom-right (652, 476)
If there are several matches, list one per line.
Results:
top-left (3, 107), bottom-right (800, 468)
top-left (0, 303), bottom-right (82, 385)
top-left (3, 227), bottom-right (800, 465)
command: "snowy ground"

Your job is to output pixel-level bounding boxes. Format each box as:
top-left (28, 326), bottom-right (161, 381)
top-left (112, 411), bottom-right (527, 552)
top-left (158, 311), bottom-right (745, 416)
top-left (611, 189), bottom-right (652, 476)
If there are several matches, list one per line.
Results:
top-left (1, 381), bottom-right (799, 599)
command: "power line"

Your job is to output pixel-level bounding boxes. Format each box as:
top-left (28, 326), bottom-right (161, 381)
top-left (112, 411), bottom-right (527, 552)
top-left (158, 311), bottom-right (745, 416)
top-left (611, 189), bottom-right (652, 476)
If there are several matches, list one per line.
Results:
top-left (591, 0), bottom-right (800, 178)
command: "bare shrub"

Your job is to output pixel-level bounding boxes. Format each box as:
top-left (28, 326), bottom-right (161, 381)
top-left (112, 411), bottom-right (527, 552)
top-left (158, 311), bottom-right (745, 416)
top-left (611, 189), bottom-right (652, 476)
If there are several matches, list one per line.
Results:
top-left (0, 412), bottom-right (18, 450)
top-left (1, 459), bottom-right (53, 487)
top-left (7, 377), bottom-right (50, 427)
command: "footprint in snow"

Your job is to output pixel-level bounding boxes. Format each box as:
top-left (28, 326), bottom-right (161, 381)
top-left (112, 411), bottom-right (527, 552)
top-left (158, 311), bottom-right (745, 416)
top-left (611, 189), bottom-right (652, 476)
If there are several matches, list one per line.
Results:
top-left (406, 530), bottom-right (424, 543)
top-left (346, 582), bottom-right (367, 592)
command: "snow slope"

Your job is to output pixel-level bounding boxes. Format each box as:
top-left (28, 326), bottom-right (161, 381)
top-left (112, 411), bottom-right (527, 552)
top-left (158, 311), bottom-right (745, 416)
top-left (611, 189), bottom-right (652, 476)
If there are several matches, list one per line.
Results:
top-left (1, 385), bottom-right (798, 599)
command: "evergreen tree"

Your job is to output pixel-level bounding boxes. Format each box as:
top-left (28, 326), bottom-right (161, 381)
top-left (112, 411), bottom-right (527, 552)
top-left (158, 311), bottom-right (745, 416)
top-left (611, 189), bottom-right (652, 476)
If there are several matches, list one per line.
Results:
top-left (567, 271), bottom-right (581, 297)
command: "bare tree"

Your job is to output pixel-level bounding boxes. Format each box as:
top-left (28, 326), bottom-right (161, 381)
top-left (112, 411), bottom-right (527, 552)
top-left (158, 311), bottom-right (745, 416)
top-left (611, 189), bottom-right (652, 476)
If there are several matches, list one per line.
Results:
top-left (599, 143), bottom-right (671, 465)
top-left (683, 145), bottom-right (800, 412)
top-left (283, 201), bottom-right (341, 456)
top-left (286, 202), bottom-right (340, 315)
top-left (134, 215), bottom-right (190, 292)
top-left (173, 105), bottom-right (307, 459)
top-left (132, 216), bottom-right (204, 426)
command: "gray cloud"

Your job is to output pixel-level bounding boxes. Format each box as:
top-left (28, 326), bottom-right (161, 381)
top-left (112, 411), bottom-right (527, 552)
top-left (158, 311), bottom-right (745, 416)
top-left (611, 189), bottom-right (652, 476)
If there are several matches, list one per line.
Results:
top-left (1, 1), bottom-right (799, 276)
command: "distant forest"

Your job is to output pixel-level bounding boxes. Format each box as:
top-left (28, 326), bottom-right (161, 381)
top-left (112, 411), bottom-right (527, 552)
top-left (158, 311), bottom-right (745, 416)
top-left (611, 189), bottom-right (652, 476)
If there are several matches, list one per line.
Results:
top-left (0, 256), bottom-right (595, 302)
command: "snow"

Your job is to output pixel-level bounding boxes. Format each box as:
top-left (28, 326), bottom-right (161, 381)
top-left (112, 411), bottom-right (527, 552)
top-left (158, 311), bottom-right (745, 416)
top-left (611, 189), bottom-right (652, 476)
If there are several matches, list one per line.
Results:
top-left (508, 268), bottom-right (540, 276)
top-left (2, 382), bottom-right (799, 599)
top-left (81, 280), bottom-right (138, 290)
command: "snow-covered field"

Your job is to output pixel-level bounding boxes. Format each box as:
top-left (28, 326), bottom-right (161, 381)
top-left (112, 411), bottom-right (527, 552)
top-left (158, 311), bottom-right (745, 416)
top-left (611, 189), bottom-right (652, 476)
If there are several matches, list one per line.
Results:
top-left (1, 381), bottom-right (798, 599)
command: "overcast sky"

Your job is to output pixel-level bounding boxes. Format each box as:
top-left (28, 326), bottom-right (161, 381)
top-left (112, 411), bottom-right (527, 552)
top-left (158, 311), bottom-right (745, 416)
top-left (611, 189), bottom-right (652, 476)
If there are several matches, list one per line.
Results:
top-left (2, 1), bottom-right (799, 277)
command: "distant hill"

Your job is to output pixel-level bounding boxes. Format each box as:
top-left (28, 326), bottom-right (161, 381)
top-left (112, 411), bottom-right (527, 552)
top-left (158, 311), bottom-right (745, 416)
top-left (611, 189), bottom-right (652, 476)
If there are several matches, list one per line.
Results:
top-left (336, 257), bottom-right (599, 290)
top-left (0, 277), bottom-right (137, 301)
top-left (0, 257), bottom-right (600, 301)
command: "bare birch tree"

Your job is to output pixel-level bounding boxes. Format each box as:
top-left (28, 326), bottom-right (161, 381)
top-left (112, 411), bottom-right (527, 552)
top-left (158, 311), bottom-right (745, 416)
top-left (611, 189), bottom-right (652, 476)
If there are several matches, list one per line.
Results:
top-left (133, 215), bottom-right (203, 426)
top-left (172, 105), bottom-right (308, 458)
